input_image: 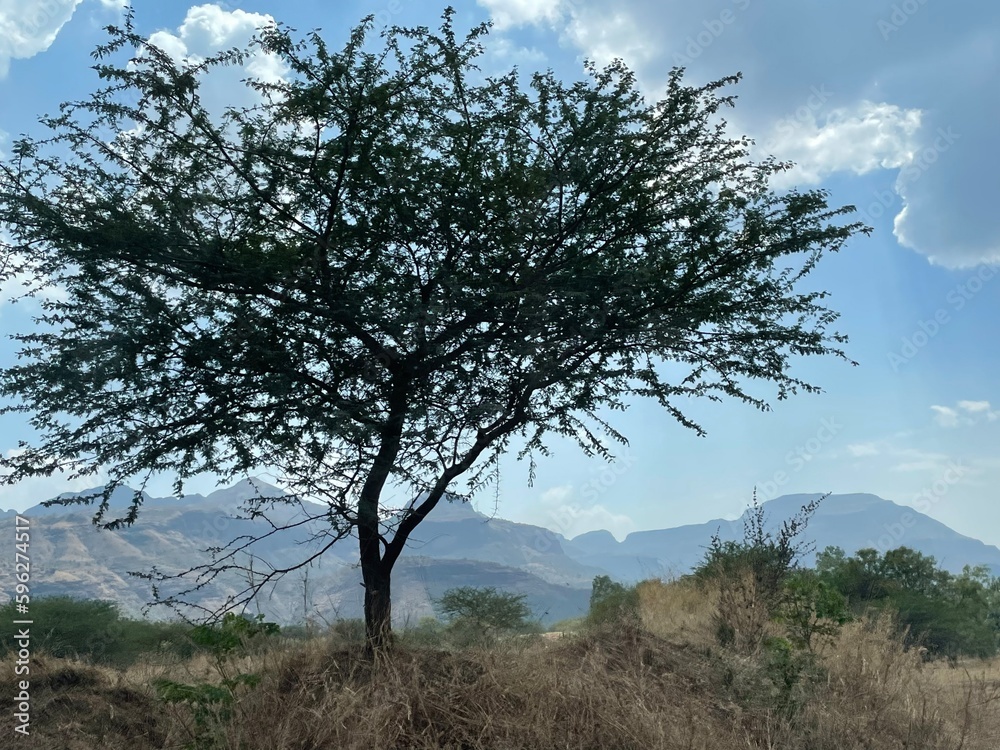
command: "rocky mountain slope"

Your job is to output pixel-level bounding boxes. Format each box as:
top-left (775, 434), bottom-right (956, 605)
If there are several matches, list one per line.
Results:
top-left (3, 484), bottom-right (998, 626)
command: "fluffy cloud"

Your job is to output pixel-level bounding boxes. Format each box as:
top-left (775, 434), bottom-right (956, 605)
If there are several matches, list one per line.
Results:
top-left (930, 401), bottom-right (998, 428)
top-left (760, 101), bottom-right (922, 188)
top-left (930, 405), bottom-right (960, 429)
top-left (0, 0), bottom-right (82, 78)
top-left (958, 400), bottom-right (994, 415)
top-left (144, 4), bottom-right (286, 113)
top-left (476, 0), bottom-right (564, 30)
top-left (478, 0), bottom-right (1000, 269)
top-left (564, 8), bottom-right (657, 70)
top-left (537, 483), bottom-right (636, 540)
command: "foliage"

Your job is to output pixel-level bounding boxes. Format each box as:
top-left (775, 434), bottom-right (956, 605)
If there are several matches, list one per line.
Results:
top-left (776, 569), bottom-right (852, 651)
top-left (436, 586), bottom-right (536, 644)
top-left (817, 546), bottom-right (1000, 659)
top-left (399, 616), bottom-right (448, 648)
top-left (154, 612), bottom-right (280, 750)
top-left (0, 596), bottom-right (194, 666)
top-left (694, 491), bottom-right (826, 651)
top-left (0, 5), bottom-right (867, 651)
top-left (587, 575), bottom-right (640, 627)
top-left (187, 612), bottom-right (280, 655)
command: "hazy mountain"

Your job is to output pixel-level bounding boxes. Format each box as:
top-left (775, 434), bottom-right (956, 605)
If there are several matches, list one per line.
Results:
top-left (0, 479), bottom-right (595, 626)
top-left (562, 492), bottom-right (1000, 582)
top-left (2, 485), bottom-right (998, 627)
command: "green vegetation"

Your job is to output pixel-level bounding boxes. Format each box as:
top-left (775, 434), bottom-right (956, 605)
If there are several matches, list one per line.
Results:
top-left (586, 574), bottom-right (640, 627)
top-left (13, 570), bottom-right (1000, 749)
top-left (0, 596), bottom-right (195, 667)
top-left (816, 545), bottom-right (1000, 659)
top-left (435, 586), bottom-right (540, 646)
top-left (154, 613), bottom-right (281, 750)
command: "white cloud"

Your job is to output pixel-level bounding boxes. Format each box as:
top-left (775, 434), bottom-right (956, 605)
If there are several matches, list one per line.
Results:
top-left (476, 0), bottom-right (564, 30)
top-left (761, 101), bottom-right (922, 189)
top-left (0, 0), bottom-right (82, 78)
top-left (930, 405), bottom-right (960, 429)
top-left (484, 36), bottom-right (547, 68)
top-left (539, 484), bottom-right (573, 506)
top-left (957, 400), bottom-right (992, 415)
top-left (931, 401), bottom-right (998, 428)
top-left (847, 443), bottom-right (880, 457)
top-left (564, 9), bottom-right (656, 70)
top-left (534, 484), bottom-right (636, 540)
top-left (549, 0), bottom-right (1000, 268)
top-left (144, 4), bottom-right (286, 114)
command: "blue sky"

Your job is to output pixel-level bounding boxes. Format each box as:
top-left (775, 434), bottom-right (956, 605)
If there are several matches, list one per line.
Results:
top-left (1, 1), bottom-right (997, 550)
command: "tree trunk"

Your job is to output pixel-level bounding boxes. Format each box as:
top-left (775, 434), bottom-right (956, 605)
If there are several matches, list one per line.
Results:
top-left (362, 559), bottom-right (393, 654)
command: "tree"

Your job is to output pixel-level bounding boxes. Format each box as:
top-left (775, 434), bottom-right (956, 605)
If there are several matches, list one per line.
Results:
top-left (817, 547), bottom-right (1000, 659)
top-left (776, 569), bottom-right (851, 651)
top-left (587, 575), bottom-right (639, 626)
top-left (0, 8), bottom-right (867, 653)
top-left (435, 586), bottom-right (534, 643)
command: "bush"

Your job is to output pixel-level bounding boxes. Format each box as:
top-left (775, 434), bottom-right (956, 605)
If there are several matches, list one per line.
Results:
top-left (400, 616), bottom-right (448, 648)
top-left (817, 547), bottom-right (1000, 659)
top-left (436, 587), bottom-right (537, 646)
top-left (693, 490), bottom-right (826, 652)
top-left (587, 575), bottom-right (639, 627)
top-left (0, 596), bottom-right (195, 666)
top-left (777, 570), bottom-right (852, 651)
top-left (155, 613), bottom-right (280, 750)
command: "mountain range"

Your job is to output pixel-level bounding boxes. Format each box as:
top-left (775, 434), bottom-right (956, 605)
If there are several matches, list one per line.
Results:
top-left (2, 481), bottom-right (998, 627)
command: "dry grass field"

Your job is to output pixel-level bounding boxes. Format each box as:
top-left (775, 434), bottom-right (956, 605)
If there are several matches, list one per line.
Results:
top-left (4, 579), bottom-right (999, 749)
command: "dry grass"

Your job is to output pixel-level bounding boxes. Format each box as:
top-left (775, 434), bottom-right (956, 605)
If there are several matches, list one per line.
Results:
top-left (6, 580), bottom-right (1000, 749)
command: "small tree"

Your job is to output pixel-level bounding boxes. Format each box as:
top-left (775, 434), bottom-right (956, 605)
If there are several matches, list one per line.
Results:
top-left (0, 8), bottom-right (867, 653)
top-left (695, 491), bottom-right (827, 651)
top-left (436, 586), bottom-right (534, 643)
top-left (776, 569), bottom-right (851, 651)
top-left (587, 575), bottom-right (639, 627)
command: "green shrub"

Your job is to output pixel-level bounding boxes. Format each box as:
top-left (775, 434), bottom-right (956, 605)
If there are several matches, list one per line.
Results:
top-left (0, 596), bottom-right (196, 667)
top-left (777, 570), bottom-right (852, 651)
top-left (400, 616), bottom-right (448, 648)
top-left (155, 613), bottom-right (280, 750)
top-left (587, 575), bottom-right (639, 627)
top-left (436, 587), bottom-right (536, 646)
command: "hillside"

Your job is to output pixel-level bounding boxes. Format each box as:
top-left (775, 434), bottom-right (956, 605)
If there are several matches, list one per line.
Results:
top-left (3, 484), bottom-right (999, 625)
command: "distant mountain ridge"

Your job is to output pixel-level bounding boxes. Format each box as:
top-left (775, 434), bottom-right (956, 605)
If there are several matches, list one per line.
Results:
top-left (562, 492), bottom-right (1000, 581)
top-left (2, 484), bottom-right (998, 625)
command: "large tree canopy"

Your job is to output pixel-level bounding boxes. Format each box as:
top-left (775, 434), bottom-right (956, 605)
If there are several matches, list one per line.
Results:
top-left (0, 8), bottom-right (867, 650)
